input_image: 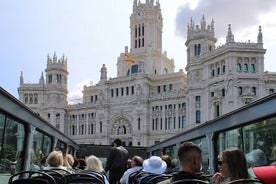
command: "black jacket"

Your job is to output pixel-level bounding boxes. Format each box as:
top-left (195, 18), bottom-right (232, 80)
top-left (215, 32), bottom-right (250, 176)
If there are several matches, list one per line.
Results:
top-left (105, 146), bottom-right (128, 172)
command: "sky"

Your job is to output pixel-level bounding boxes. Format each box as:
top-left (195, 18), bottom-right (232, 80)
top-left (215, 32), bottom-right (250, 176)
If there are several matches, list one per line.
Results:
top-left (1, 0), bottom-right (276, 103)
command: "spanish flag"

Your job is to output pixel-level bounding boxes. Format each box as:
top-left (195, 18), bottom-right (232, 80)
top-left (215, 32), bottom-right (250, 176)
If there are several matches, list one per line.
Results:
top-left (124, 54), bottom-right (135, 63)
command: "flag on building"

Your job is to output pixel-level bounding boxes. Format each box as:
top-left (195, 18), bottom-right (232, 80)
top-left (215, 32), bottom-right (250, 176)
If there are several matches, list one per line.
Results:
top-left (124, 54), bottom-right (135, 63)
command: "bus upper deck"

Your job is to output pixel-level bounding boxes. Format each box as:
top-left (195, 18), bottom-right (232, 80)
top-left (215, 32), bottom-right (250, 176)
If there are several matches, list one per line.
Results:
top-left (0, 87), bottom-right (78, 183)
top-left (146, 92), bottom-right (276, 176)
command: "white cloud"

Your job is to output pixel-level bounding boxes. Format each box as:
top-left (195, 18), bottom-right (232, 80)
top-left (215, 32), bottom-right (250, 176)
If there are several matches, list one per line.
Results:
top-left (68, 80), bottom-right (92, 104)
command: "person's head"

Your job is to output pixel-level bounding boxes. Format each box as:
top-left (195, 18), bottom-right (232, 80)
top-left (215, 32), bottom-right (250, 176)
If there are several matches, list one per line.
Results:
top-left (131, 156), bottom-right (143, 168)
top-left (46, 150), bottom-right (64, 167)
top-left (178, 142), bottom-right (202, 172)
top-left (218, 148), bottom-right (249, 180)
top-left (66, 154), bottom-right (74, 166)
top-left (143, 156), bottom-right (167, 174)
top-left (78, 158), bottom-right (87, 170)
top-left (246, 148), bottom-right (267, 167)
top-left (161, 155), bottom-right (173, 168)
top-left (113, 138), bottom-right (122, 147)
top-left (85, 155), bottom-right (104, 172)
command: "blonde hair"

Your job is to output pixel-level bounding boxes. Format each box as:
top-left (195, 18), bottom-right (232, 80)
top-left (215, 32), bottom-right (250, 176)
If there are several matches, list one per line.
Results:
top-left (46, 150), bottom-right (64, 167)
top-left (66, 154), bottom-right (74, 166)
top-left (85, 155), bottom-right (104, 172)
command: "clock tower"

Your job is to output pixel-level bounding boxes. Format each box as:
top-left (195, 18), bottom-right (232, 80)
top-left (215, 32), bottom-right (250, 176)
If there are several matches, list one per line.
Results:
top-left (116, 0), bottom-right (175, 77)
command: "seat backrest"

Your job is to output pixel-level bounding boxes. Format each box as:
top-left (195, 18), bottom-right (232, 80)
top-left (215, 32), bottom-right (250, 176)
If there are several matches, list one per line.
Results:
top-left (226, 178), bottom-right (264, 184)
top-left (171, 178), bottom-right (209, 184)
top-left (135, 172), bottom-right (159, 184)
top-left (8, 170), bottom-right (56, 184)
top-left (10, 178), bottom-right (49, 184)
top-left (145, 174), bottom-right (172, 184)
top-left (40, 169), bottom-right (70, 183)
top-left (58, 173), bottom-right (105, 184)
top-left (128, 170), bottom-right (143, 184)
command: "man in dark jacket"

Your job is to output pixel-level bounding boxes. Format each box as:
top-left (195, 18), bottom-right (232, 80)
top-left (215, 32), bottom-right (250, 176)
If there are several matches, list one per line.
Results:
top-left (158, 142), bottom-right (208, 184)
top-left (105, 138), bottom-right (128, 184)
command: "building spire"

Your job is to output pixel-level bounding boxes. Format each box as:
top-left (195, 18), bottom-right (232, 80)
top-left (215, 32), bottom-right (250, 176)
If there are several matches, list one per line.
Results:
top-left (257, 26), bottom-right (263, 44)
top-left (20, 71), bottom-right (24, 85)
top-left (226, 24), bottom-right (234, 43)
top-left (39, 71), bottom-right (45, 84)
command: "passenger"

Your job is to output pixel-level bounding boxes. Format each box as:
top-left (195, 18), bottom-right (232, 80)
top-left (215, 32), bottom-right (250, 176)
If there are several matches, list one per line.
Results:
top-left (213, 148), bottom-right (251, 184)
top-left (269, 146), bottom-right (276, 165)
top-left (64, 153), bottom-right (75, 172)
top-left (161, 155), bottom-right (177, 174)
top-left (105, 138), bottom-right (128, 184)
top-left (143, 156), bottom-right (167, 174)
top-left (77, 158), bottom-right (87, 170)
top-left (44, 150), bottom-right (69, 172)
top-left (246, 148), bottom-right (267, 167)
top-left (120, 155), bottom-right (143, 184)
top-left (85, 155), bottom-right (109, 184)
top-left (158, 142), bottom-right (207, 184)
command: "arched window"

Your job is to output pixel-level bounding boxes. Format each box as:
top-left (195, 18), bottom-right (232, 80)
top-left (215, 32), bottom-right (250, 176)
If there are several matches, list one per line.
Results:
top-left (34, 97), bottom-right (38, 104)
top-left (244, 64), bottom-right (248, 72)
top-left (237, 63), bottom-right (242, 72)
top-left (238, 87), bottom-right (243, 95)
top-left (222, 65), bottom-right (226, 74)
top-left (217, 67), bottom-right (220, 75)
top-left (163, 68), bottom-right (168, 74)
top-left (252, 87), bottom-right (256, 95)
top-left (100, 121), bottom-right (102, 133)
top-left (25, 97), bottom-right (28, 104)
top-left (117, 125), bottom-right (126, 135)
top-left (182, 116), bottom-right (187, 128)
top-left (250, 64), bottom-right (256, 72)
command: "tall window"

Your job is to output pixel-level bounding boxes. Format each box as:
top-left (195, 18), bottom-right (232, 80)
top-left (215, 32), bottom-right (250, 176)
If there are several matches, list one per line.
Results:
top-left (194, 44), bottom-right (201, 56)
top-left (195, 96), bottom-right (201, 102)
top-left (244, 64), bottom-right (248, 72)
top-left (182, 116), bottom-right (187, 128)
top-left (48, 74), bottom-right (52, 84)
top-left (237, 63), bottom-right (241, 72)
top-left (250, 64), bottom-right (256, 72)
top-left (196, 110), bottom-right (201, 123)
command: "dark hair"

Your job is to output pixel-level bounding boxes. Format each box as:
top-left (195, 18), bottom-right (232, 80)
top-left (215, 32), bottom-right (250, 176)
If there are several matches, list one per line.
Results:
top-left (221, 148), bottom-right (249, 180)
top-left (113, 138), bottom-right (122, 146)
top-left (178, 142), bottom-right (202, 163)
top-left (132, 156), bottom-right (143, 167)
top-left (162, 155), bottom-right (172, 167)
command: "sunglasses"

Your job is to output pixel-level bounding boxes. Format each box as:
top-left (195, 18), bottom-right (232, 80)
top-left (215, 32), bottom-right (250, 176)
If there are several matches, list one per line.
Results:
top-left (218, 160), bottom-right (225, 166)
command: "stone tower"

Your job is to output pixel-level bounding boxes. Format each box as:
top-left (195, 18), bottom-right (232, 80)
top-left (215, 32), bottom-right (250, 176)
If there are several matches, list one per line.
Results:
top-left (185, 16), bottom-right (217, 126)
top-left (18, 53), bottom-right (69, 132)
top-left (116, 0), bottom-right (175, 77)
top-left (44, 52), bottom-right (68, 131)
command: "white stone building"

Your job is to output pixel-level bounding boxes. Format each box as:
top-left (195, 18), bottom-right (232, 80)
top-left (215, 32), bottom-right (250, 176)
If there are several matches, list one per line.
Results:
top-left (18, 0), bottom-right (276, 147)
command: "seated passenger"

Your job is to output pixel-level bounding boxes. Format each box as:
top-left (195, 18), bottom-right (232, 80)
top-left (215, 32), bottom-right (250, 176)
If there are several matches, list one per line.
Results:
top-left (120, 155), bottom-right (143, 184)
top-left (161, 155), bottom-right (177, 174)
top-left (213, 148), bottom-right (252, 184)
top-left (44, 150), bottom-right (71, 173)
top-left (246, 148), bottom-right (267, 167)
top-left (85, 155), bottom-right (109, 184)
top-left (143, 156), bottom-right (167, 174)
top-left (158, 142), bottom-right (207, 184)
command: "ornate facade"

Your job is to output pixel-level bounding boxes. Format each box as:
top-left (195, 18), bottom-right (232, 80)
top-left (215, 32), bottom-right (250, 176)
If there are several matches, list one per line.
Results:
top-left (18, 0), bottom-right (276, 147)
